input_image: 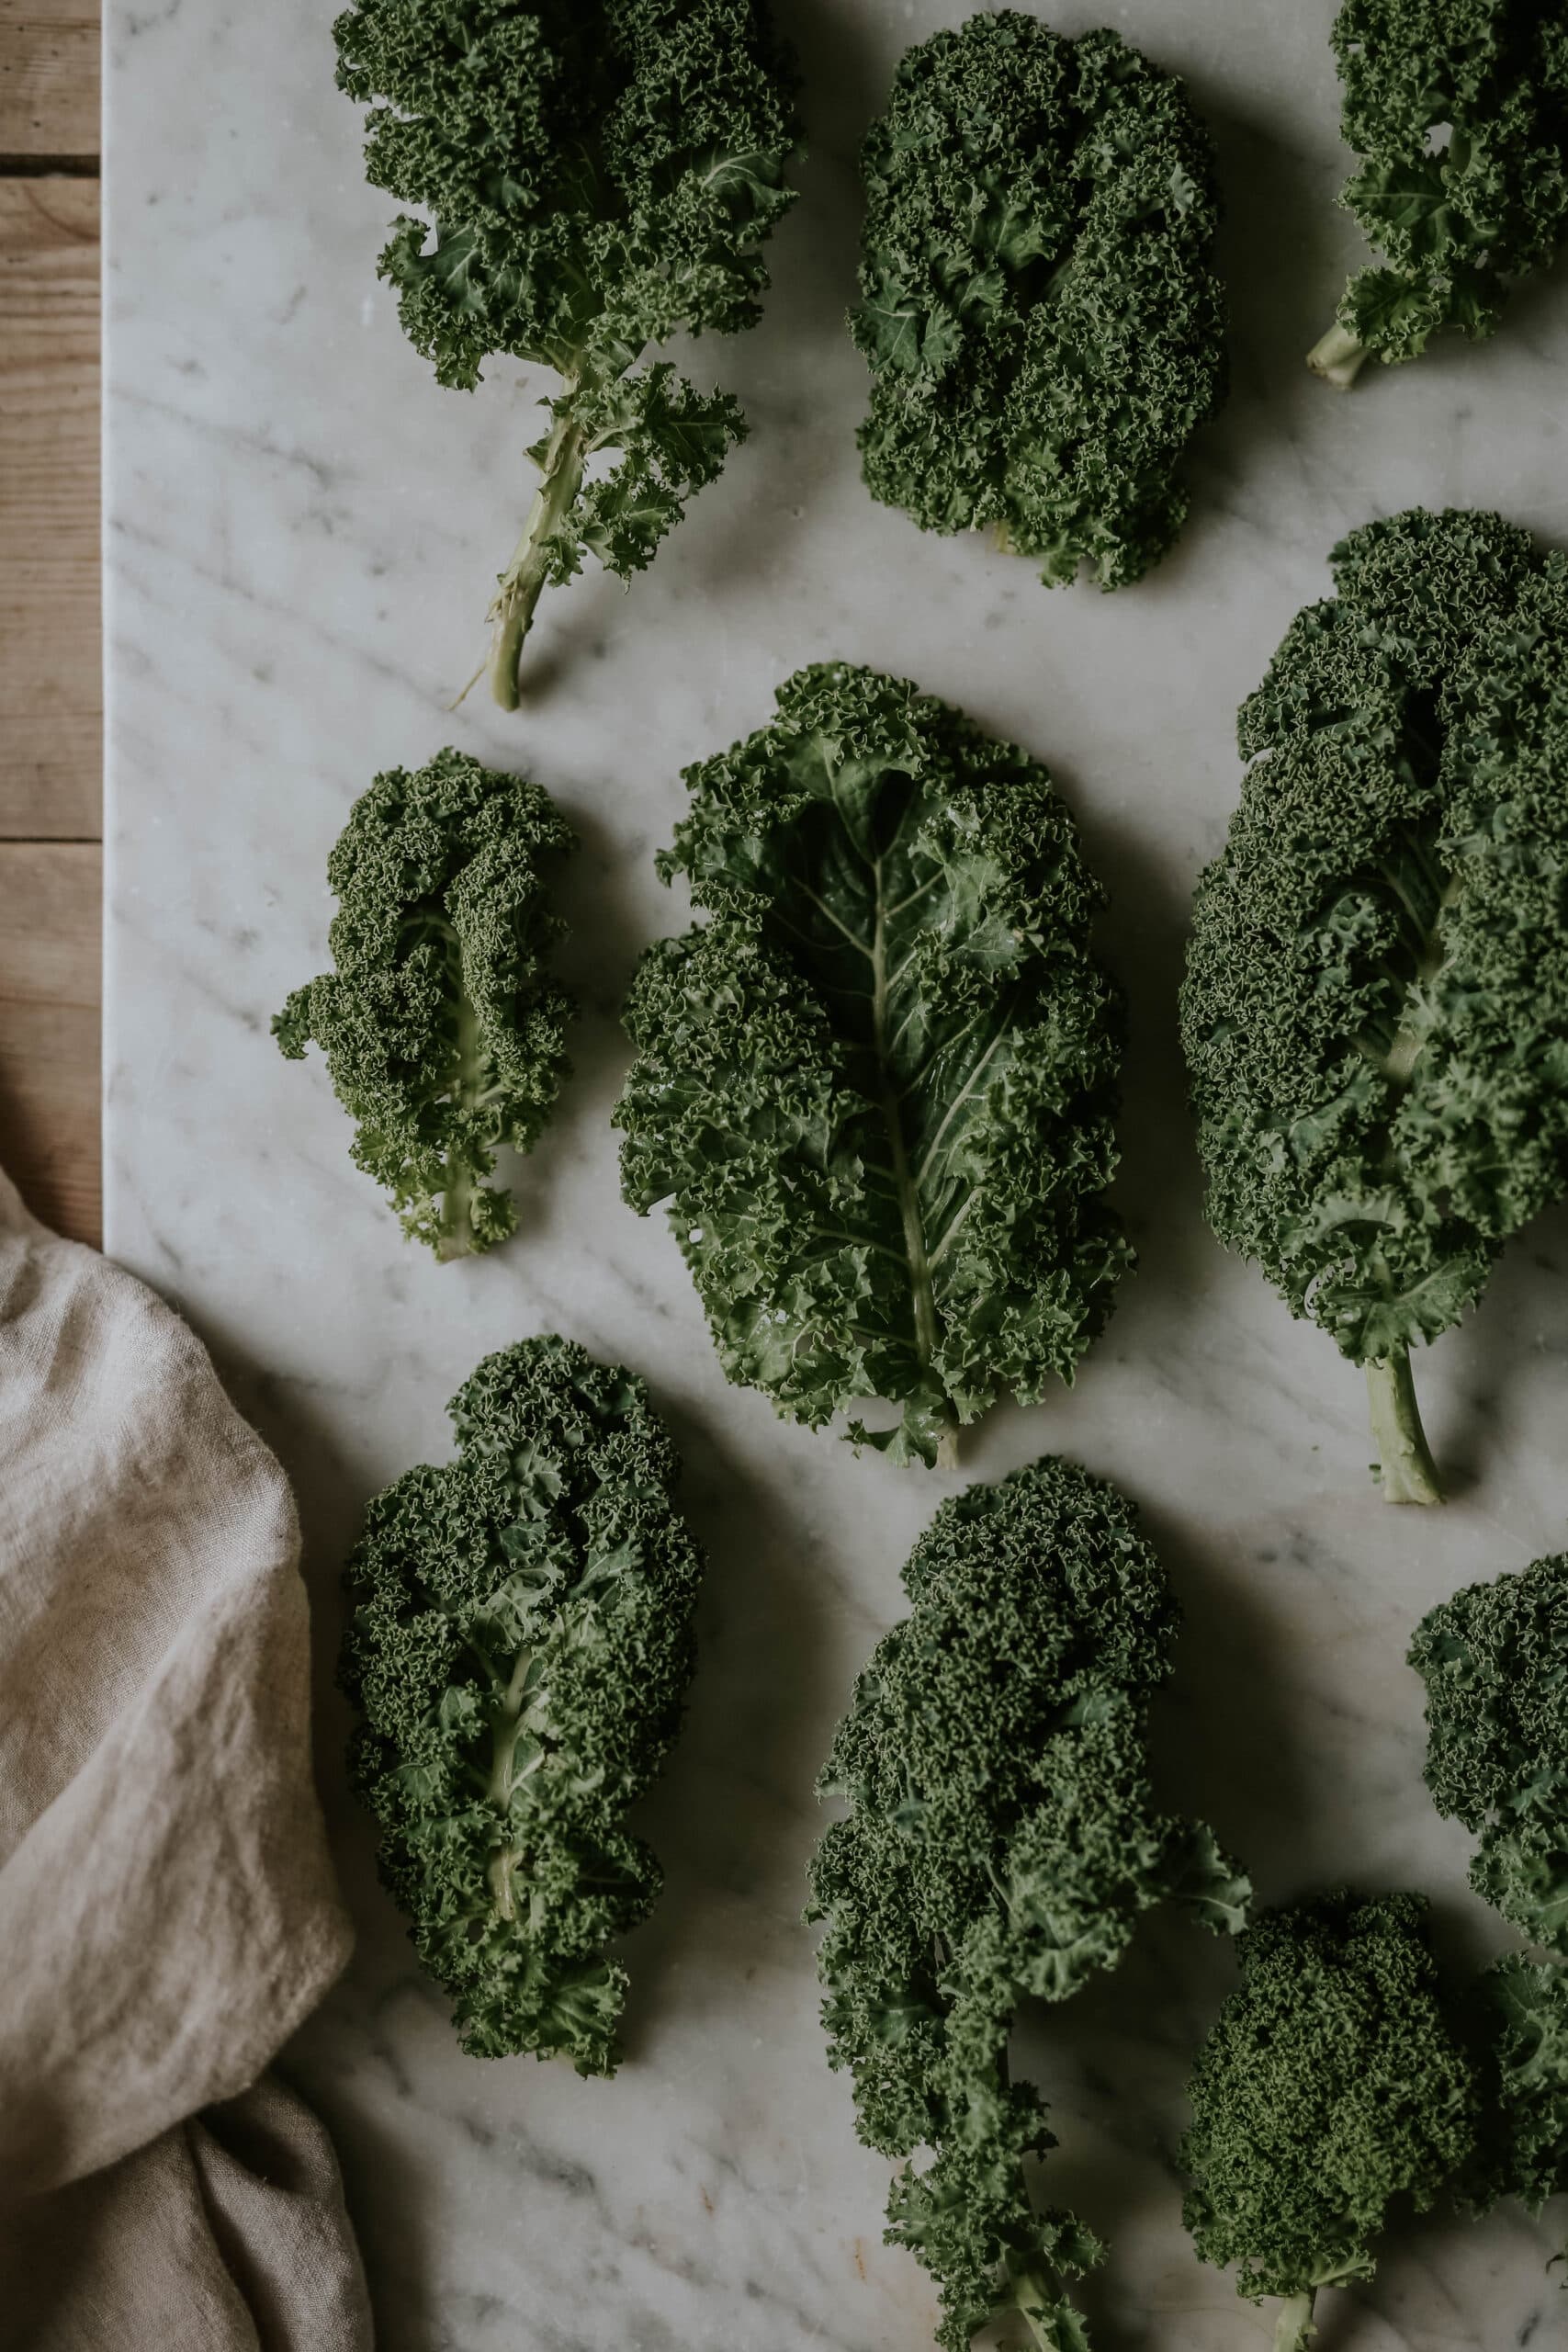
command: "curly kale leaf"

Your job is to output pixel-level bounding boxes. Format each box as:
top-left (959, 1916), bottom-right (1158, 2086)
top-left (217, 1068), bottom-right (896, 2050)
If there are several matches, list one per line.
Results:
top-left (1180, 508), bottom-right (1568, 1502)
top-left (1410, 1554), bottom-right (1568, 1951)
top-left (339, 1335), bottom-right (703, 2070)
top-left (1467, 1957), bottom-right (1568, 2248)
top-left (1180, 1892), bottom-right (1480, 2352)
top-left (614, 662), bottom-right (1132, 1470)
top-left (1311, 0), bottom-right (1568, 385)
top-left (852, 11), bottom-right (1227, 591)
top-left (807, 1458), bottom-right (1247, 2352)
top-left (333, 0), bottom-right (799, 704)
top-left (275, 748), bottom-right (575, 1261)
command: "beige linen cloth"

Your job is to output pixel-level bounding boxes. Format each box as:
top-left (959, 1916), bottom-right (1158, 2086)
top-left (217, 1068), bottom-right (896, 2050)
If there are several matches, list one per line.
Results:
top-left (0, 1168), bottom-right (373, 2348)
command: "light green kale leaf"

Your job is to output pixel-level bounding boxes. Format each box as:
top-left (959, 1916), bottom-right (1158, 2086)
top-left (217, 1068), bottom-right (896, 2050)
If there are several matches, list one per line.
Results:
top-left (614, 662), bottom-right (1132, 1467)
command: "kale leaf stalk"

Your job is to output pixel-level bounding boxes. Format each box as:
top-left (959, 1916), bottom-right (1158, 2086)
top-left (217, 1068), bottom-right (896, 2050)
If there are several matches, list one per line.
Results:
top-left (1306, 322), bottom-right (1370, 393)
top-left (436, 1045), bottom-right (478, 1259)
top-left (484, 1641), bottom-right (542, 1919)
top-left (1364, 1347), bottom-right (1440, 1507)
top-left (1273, 2289), bottom-right (1315, 2352)
top-left (1354, 817), bottom-right (1458, 1503)
top-left (487, 380), bottom-right (592, 711)
top-left (869, 827), bottom-right (961, 1472)
top-left (435, 913), bottom-right (488, 1260)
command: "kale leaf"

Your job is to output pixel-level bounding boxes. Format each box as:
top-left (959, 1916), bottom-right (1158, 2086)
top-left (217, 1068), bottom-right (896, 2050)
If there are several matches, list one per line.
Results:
top-left (1181, 1891), bottom-right (1480, 2352)
top-left (276, 748), bottom-right (575, 1260)
top-left (1311, 0), bottom-right (1568, 387)
top-left (1469, 1957), bottom-right (1568, 2249)
top-left (808, 1457), bottom-right (1247, 2352)
top-left (1411, 1565), bottom-right (1568, 2264)
top-left (333, 0), bottom-right (799, 705)
top-left (853, 11), bottom-right (1227, 591)
top-left (1180, 508), bottom-right (1568, 1502)
top-left (1411, 1553), bottom-right (1568, 1952)
top-left (340, 1335), bottom-right (704, 2071)
top-left (614, 662), bottom-right (1133, 1468)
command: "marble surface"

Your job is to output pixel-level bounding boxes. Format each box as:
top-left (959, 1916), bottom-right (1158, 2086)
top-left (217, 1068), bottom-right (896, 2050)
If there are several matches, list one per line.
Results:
top-left (102, 2), bottom-right (1568, 2346)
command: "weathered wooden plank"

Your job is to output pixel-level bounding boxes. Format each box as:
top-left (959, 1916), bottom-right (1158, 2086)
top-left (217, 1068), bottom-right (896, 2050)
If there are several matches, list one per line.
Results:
top-left (0, 841), bottom-right (100, 1242)
top-left (0, 0), bottom-right (100, 158)
top-left (0, 174), bottom-right (99, 840)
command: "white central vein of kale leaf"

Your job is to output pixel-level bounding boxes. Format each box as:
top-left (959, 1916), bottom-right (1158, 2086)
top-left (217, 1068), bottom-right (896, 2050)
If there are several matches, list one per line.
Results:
top-left (761, 753), bottom-right (1016, 1367)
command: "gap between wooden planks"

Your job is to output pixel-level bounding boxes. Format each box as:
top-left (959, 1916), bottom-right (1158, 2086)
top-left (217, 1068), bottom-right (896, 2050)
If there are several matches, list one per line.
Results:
top-left (0, 0), bottom-right (101, 1244)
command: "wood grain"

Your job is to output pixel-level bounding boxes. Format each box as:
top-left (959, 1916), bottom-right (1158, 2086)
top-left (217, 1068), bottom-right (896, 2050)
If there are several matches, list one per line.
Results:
top-left (0, 0), bottom-right (103, 1250)
top-left (0, 843), bottom-right (100, 1240)
top-left (0, 175), bottom-right (99, 839)
top-left (0, 0), bottom-right (100, 158)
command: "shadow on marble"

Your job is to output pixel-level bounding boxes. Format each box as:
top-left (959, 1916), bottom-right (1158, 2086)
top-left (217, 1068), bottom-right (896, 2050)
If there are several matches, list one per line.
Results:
top-left (1071, 790), bottom-right (1220, 1311)
top-left (614, 1396), bottom-right (840, 2066)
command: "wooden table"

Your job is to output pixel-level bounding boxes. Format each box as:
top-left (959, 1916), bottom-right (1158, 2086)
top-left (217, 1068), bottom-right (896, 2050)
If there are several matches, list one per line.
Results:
top-left (1, 0), bottom-right (100, 1246)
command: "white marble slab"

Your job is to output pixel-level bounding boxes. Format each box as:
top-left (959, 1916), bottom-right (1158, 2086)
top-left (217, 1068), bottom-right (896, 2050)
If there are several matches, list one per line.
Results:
top-left (103, 2), bottom-right (1568, 2346)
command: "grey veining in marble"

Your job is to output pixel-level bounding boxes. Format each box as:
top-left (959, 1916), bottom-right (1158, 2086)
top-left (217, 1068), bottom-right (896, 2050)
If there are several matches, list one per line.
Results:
top-left (104, 2), bottom-right (1568, 2346)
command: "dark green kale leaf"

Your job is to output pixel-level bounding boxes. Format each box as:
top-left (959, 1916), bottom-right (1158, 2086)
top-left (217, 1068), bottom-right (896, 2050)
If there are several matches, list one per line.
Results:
top-left (333, 0), bottom-right (799, 705)
top-left (1468, 1957), bottom-right (1568, 2247)
top-left (1180, 508), bottom-right (1568, 1502)
top-left (1410, 1554), bottom-right (1568, 1951)
top-left (1180, 1892), bottom-right (1480, 2352)
top-left (275, 748), bottom-right (575, 1261)
top-left (614, 662), bottom-right (1133, 1469)
top-left (1311, 0), bottom-right (1568, 387)
top-left (340, 1335), bottom-right (704, 2071)
top-left (852, 11), bottom-right (1227, 591)
top-left (1412, 1569), bottom-right (1568, 2269)
top-left (808, 1458), bottom-right (1248, 2352)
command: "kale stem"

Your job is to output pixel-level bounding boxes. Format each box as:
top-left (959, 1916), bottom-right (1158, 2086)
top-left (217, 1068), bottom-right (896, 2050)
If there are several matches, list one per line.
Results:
top-left (435, 943), bottom-right (483, 1260)
top-left (1015, 2278), bottom-right (1061, 2352)
top-left (868, 842), bottom-right (952, 1457)
top-left (485, 1647), bottom-right (536, 1920)
top-left (486, 394), bottom-right (589, 710)
top-left (436, 1158), bottom-right (474, 1261)
top-left (1307, 321), bottom-right (1371, 390)
top-left (1003, 2256), bottom-right (1080, 2352)
top-left (1273, 2288), bottom-right (1317, 2352)
top-left (1366, 1347), bottom-right (1443, 1505)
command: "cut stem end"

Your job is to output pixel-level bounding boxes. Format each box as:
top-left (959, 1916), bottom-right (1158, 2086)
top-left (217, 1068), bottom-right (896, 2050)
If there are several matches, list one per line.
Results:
top-left (1366, 1350), bottom-right (1444, 1506)
top-left (1307, 321), bottom-right (1371, 391)
top-left (1274, 2289), bottom-right (1317, 2352)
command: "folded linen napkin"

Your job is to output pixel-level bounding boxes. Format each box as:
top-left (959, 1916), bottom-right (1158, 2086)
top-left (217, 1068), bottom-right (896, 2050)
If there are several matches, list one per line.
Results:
top-left (0, 1166), bottom-right (370, 2348)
